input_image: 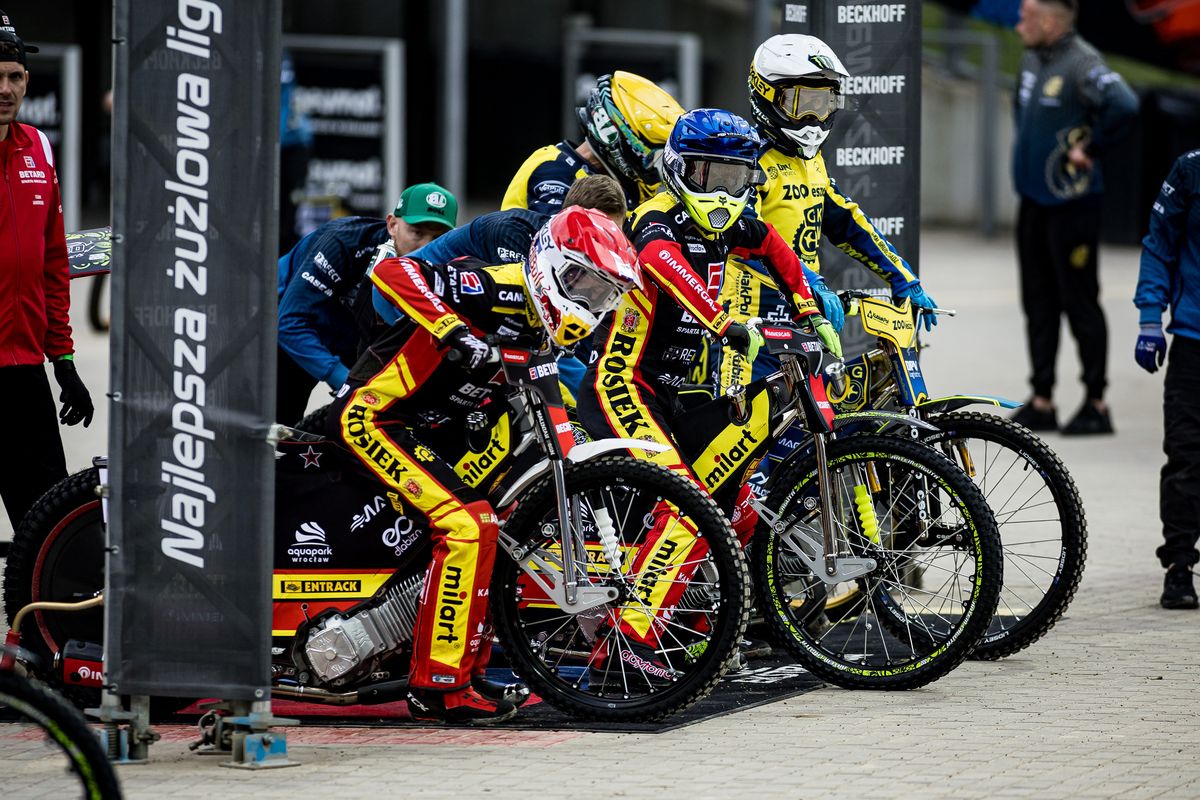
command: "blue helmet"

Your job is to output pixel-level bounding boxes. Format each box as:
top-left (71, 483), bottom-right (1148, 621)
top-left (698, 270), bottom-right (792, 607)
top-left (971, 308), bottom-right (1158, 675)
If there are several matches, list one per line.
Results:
top-left (661, 109), bottom-right (764, 233)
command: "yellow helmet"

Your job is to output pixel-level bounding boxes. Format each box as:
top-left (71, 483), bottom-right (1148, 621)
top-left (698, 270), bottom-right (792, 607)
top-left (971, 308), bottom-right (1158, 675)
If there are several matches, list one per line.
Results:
top-left (578, 71), bottom-right (684, 196)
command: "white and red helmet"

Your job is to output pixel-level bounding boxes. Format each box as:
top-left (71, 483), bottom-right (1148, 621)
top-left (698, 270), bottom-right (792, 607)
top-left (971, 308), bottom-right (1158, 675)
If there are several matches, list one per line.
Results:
top-left (525, 206), bottom-right (642, 346)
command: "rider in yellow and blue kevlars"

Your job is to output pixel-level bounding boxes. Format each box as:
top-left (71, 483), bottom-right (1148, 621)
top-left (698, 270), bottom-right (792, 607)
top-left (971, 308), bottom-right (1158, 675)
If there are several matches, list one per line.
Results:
top-left (501, 71), bottom-right (684, 215)
top-left (330, 207), bottom-right (642, 724)
top-left (716, 34), bottom-right (936, 391)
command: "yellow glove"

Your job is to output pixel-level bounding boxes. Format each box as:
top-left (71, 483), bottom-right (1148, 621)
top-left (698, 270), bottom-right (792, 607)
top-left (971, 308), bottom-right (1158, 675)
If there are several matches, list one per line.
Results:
top-left (812, 315), bottom-right (842, 360)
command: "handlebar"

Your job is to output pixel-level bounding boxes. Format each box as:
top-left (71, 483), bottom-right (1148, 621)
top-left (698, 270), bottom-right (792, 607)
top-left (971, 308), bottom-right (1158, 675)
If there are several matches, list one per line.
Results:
top-left (835, 289), bottom-right (957, 318)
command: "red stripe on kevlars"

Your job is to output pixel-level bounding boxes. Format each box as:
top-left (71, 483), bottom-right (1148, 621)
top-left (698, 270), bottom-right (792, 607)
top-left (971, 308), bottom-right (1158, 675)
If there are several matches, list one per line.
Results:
top-left (31, 499), bottom-right (101, 657)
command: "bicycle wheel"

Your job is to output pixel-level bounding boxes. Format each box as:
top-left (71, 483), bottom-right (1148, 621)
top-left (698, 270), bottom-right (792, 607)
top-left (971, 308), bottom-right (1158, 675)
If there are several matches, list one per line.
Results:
top-left (755, 434), bottom-right (1002, 690)
top-left (0, 671), bottom-right (122, 799)
top-left (492, 455), bottom-right (750, 722)
top-left (925, 412), bottom-right (1087, 660)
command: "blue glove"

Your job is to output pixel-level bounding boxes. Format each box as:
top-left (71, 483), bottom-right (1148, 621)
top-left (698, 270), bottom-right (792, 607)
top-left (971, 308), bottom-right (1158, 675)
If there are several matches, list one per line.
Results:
top-left (806, 270), bottom-right (844, 333)
top-left (1135, 325), bottom-right (1167, 374)
top-left (897, 284), bottom-right (937, 332)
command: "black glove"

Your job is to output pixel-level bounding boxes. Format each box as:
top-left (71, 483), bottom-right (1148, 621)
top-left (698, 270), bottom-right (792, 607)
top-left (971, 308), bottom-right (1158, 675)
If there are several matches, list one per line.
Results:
top-left (445, 326), bottom-right (492, 369)
top-left (721, 322), bottom-right (753, 359)
top-left (53, 358), bottom-right (94, 427)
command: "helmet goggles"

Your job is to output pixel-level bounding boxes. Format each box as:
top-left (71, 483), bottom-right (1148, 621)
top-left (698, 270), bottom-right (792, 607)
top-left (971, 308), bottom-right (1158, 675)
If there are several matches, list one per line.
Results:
top-left (557, 258), bottom-right (625, 314)
top-left (679, 156), bottom-right (763, 197)
top-left (776, 84), bottom-right (843, 122)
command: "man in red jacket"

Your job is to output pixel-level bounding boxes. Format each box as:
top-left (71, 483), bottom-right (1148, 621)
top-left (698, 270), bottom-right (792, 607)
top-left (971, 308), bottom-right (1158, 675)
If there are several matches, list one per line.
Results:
top-left (0, 13), bottom-right (92, 530)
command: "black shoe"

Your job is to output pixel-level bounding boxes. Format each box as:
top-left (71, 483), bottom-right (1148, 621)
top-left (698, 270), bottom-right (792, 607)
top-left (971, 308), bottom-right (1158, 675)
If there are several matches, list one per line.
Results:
top-left (1161, 565), bottom-right (1199, 610)
top-left (471, 675), bottom-right (531, 708)
top-left (406, 686), bottom-right (518, 725)
top-left (588, 642), bottom-right (677, 695)
top-left (1011, 403), bottom-right (1057, 432)
top-left (1061, 403), bottom-right (1114, 436)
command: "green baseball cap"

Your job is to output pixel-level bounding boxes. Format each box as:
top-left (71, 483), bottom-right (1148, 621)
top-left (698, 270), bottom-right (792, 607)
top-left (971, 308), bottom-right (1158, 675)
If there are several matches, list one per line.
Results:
top-left (394, 182), bottom-right (458, 229)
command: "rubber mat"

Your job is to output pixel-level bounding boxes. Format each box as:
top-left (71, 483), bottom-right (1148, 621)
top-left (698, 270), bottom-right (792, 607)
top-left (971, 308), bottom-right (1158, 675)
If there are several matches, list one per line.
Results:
top-left (172, 655), bottom-right (823, 734)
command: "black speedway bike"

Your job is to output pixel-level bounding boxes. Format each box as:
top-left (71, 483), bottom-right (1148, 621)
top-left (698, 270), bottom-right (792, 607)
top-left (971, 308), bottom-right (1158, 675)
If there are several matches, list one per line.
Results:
top-left (4, 338), bottom-right (750, 723)
top-left (634, 320), bottom-right (1004, 690)
top-left (827, 291), bottom-right (1087, 660)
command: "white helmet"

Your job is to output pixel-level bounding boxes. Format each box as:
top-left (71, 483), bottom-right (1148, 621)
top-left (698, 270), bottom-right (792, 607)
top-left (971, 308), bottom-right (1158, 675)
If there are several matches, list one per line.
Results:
top-left (749, 34), bottom-right (850, 159)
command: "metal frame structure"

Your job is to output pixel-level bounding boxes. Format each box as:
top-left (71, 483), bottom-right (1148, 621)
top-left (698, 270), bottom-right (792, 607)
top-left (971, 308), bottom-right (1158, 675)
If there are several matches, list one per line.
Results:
top-left (283, 34), bottom-right (405, 216)
top-left (561, 17), bottom-right (702, 138)
top-left (25, 44), bottom-right (81, 231)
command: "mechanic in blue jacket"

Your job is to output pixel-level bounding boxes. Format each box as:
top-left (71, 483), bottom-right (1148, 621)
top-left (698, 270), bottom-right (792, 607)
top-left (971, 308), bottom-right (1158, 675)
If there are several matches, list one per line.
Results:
top-left (1135, 149), bottom-right (1200, 610)
top-left (276, 183), bottom-right (457, 425)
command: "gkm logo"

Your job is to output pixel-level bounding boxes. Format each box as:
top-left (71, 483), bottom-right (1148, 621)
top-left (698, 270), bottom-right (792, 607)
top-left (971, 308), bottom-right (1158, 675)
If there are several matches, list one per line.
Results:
top-left (702, 428), bottom-right (759, 489)
top-left (288, 521), bottom-right (332, 564)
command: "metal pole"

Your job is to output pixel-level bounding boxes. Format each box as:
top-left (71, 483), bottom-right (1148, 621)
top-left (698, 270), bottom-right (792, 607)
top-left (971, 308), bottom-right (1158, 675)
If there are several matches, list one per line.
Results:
top-left (980, 34), bottom-right (999, 238)
top-left (385, 41), bottom-right (404, 208)
top-left (678, 34), bottom-right (701, 110)
top-left (562, 15), bottom-right (589, 140)
top-left (441, 0), bottom-right (467, 200)
top-left (61, 46), bottom-right (81, 232)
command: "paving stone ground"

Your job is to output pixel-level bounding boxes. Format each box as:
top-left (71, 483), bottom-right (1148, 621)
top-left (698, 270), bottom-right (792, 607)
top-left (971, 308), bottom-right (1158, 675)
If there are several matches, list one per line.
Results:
top-left (3, 229), bottom-right (1197, 799)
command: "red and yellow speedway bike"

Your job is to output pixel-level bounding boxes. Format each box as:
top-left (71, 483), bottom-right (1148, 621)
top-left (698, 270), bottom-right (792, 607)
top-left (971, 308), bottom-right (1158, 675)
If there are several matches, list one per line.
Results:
top-left (825, 292), bottom-right (1087, 660)
top-left (638, 320), bottom-right (1003, 690)
top-left (3, 338), bottom-right (750, 724)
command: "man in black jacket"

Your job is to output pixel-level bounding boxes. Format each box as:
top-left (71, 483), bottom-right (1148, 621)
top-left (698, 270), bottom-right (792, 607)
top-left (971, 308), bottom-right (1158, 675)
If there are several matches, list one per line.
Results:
top-left (1011, 0), bottom-right (1138, 435)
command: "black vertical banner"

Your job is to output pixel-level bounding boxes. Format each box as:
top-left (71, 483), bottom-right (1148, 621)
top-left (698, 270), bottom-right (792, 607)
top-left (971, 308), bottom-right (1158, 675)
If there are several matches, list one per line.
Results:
top-left (781, 1), bottom-right (921, 352)
top-left (108, 0), bottom-right (279, 698)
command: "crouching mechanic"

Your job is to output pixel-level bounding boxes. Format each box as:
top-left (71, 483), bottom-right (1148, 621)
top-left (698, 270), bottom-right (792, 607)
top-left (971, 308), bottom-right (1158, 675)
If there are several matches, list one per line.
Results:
top-left (577, 109), bottom-right (837, 671)
top-left (275, 182), bottom-right (458, 426)
top-left (329, 207), bottom-right (642, 723)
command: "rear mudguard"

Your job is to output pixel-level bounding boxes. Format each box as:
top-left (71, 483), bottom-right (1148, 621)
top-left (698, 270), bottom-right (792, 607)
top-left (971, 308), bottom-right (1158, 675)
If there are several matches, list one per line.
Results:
top-left (916, 394), bottom-right (1021, 415)
top-left (495, 438), bottom-right (671, 508)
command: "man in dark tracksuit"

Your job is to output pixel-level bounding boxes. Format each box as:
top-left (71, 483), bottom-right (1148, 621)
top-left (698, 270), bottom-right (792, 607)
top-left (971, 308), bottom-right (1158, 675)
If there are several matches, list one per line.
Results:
top-left (1011, 0), bottom-right (1138, 435)
top-left (1135, 150), bottom-right (1200, 609)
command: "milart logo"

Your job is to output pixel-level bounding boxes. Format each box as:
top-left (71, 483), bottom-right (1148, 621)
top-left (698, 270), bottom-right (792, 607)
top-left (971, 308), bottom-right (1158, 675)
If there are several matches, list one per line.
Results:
top-left (288, 522), bottom-right (332, 563)
top-left (702, 428), bottom-right (759, 489)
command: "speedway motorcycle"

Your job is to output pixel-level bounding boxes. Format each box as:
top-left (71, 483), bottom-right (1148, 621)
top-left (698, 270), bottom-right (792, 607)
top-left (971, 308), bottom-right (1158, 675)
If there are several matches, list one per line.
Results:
top-left (625, 320), bottom-right (1003, 690)
top-left (821, 291), bottom-right (1087, 660)
top-left (3, 339), bottom-right (750, 723)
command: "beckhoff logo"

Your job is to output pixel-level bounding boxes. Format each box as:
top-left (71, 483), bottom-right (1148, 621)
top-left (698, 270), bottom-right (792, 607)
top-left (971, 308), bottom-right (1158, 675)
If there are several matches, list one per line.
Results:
top-left (288, 522), bottom-right (332, 564)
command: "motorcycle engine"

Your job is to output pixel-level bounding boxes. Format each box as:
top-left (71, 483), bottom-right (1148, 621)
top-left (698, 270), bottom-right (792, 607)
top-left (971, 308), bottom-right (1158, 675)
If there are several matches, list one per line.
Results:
top-left (301, 572), bottom-right (424, 685)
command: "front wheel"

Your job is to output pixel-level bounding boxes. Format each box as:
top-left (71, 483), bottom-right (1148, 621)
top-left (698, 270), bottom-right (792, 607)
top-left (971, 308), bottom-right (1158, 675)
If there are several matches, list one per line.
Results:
top-left (0, 671), bottom-right (122, 799)
top-left (492, 455), bottom-right (750, 722)
top-left (755, 434), bottom-right (1002, 690)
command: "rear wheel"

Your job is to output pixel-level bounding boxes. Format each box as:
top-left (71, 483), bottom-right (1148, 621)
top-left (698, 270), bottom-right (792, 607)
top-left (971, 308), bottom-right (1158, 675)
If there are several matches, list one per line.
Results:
top-left (492, 455), bottom-right (750, 722)
top-left (925, 412), bottom-right (1086, 659)
top-left (755, 434), bottom-right (1002, 690)
top-left (3, 469), bottom-right (106, 701)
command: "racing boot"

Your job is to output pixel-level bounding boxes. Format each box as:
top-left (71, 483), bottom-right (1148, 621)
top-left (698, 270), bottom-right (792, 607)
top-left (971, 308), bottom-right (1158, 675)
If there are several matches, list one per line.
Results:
top-left (406, 686), bottom-right (518, 725)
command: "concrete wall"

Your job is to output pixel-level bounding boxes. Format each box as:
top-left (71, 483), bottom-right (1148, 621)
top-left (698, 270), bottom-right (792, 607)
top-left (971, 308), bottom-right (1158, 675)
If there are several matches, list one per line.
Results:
top-left (920, 65), bottom-right (1020, 230)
